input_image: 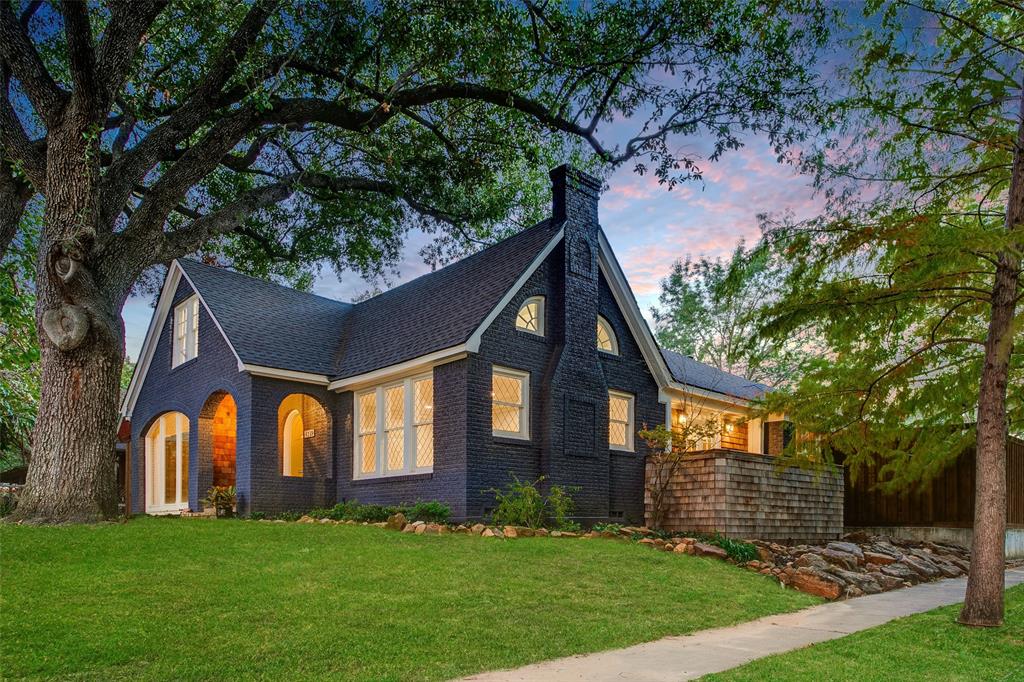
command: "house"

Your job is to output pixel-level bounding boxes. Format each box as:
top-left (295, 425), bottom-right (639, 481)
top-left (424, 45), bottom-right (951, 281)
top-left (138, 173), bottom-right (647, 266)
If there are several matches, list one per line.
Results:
top-left (121, 166), bottom-right (788, 523)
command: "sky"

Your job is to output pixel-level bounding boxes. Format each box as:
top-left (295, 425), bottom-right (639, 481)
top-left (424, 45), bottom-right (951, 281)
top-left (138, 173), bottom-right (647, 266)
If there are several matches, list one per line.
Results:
top-left (121, 137), bottom-right (823, 361)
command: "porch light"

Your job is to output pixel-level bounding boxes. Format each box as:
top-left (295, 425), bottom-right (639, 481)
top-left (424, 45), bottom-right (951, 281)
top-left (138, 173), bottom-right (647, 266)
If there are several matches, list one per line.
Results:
top-left (676, 413), bottom-right (687, 425)
top-left (725, 422), bottom-right (735, 433)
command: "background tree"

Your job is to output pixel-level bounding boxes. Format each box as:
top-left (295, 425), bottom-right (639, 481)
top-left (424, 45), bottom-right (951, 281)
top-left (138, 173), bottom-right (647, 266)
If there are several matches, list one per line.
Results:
top-left (0, 0), bottom-right (832, 524)
top-left (757, 0), bottom-right (1022, 627)
top-left (651, 241), bottom-right (805, 386)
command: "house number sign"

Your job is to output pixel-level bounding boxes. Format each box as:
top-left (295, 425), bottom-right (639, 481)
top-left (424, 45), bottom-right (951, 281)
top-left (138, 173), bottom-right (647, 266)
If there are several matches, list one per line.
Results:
top-left (303, 429), bottom-right (315, 439)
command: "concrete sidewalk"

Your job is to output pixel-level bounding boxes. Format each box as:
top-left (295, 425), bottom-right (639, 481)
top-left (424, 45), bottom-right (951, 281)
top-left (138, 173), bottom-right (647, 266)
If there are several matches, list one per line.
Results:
top-left (459, 569), bottom-right (1024, 682)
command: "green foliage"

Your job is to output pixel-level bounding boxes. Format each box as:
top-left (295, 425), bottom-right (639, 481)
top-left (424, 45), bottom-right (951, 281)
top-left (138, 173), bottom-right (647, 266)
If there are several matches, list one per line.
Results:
top-left (403, 501), bottom-right (451, 524)
top-left (486, 474), bottom-right (580, 530)
top-left (202, 486), bottom-right (236, 511)
top-left (651, 243), bottom-right (805, 387)
top-left (755, 0), bottom-right (1024, 487)
top-left (690, 533), bottom-right (758, 564)
top-left (248, 511), bottom-right (267, 521)
top-left (592, 523), bottom-right (623, 534)
top-left (273, 511), bottom-right (304, 522)
top-left (0, 210), bottom-right (39, 473)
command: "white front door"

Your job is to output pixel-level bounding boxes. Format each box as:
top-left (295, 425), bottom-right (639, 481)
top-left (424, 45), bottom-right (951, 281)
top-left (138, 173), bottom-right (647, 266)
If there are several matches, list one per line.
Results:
top-left (145, 412), bottom-right (190, 514)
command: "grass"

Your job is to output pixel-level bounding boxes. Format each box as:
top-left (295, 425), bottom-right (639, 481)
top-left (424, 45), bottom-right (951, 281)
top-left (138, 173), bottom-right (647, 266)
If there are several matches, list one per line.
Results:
top-left (1, 517), bottom-right (817, 681)
top-left (705, 584), bottom-right (1024, 682)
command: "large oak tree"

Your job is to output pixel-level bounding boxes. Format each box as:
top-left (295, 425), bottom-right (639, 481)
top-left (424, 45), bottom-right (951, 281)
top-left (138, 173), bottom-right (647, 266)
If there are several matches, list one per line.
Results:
top-left (0, 0), bottom-right (829, 523)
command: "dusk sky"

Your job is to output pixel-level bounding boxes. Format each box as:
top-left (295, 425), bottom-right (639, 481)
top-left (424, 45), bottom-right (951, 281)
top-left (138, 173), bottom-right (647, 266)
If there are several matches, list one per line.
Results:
top-left (120, 135), bottom-right (824, 361)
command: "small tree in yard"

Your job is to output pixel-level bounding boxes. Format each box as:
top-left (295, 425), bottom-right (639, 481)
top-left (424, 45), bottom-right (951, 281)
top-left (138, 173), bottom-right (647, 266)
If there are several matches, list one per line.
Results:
top-left (0, 0), bottom-right (832, 523)
top-left (757, 1), bottom-right (1022, 626)
top-left (638, 394), bottom-right (721, 530)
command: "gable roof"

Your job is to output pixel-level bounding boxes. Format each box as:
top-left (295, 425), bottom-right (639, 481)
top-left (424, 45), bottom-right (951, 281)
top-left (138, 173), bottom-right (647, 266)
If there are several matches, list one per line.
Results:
top-left (177, 259), bottom-right (352, 376)
top-left (332, 219), bottom-right (561, 379)
top-left (660, 348), bottom-right (768, 401)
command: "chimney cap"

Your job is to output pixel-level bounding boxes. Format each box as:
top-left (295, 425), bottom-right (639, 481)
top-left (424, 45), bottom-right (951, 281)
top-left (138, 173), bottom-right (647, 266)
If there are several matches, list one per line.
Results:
top-left (549, 164), bottom-right (602, 195)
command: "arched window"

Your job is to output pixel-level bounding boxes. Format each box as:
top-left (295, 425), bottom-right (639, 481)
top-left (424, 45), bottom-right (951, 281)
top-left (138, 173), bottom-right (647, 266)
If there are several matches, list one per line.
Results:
top-left (597, 315), bottom-right (618, 355)
top-left (144, 411), bottom-right (190, 513)
top-left (282, 409), bottom-right (304, 477)
top-left (515, 296), bottom-right (545, 336)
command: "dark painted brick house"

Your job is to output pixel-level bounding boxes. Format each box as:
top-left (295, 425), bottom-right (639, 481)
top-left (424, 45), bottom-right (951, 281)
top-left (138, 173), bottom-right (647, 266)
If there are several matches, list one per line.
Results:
top-left (123, 166), bottom-right (779, 523)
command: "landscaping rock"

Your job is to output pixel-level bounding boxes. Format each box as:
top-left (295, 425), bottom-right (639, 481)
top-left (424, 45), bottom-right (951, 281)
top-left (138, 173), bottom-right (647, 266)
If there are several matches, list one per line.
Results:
top-left (869, 571), bottom-right (905, 591)
top-left (790, 567), bottom-right (844, 600)
top-left (550, 530), bottom-right (562, 538)
top-left (794, 552), bottom-right (829, 571)
top-left (502, 526), bottom-right (518, 538)
top-left (515, 526), bottom-right (535, 538)
top-left (901, 555), bottom-right (942, 580)
top-left (828, 567), bottom-right (882, 594)
top-left (385, 513), bottom-right (407, 531)
top-left (638, 538), bottom-right (656, 547)
top-left (534, 528), bottom-right (549, 537)
top-left (826, 541), bottom-right (865, 561)
top-left (299, 515), bottom-right (314, 524)
top-left (401, 524), bottom-right (417, 534)
top-left (470, 523), bottom-right (486, 535)
top-left (821, 548), bottom-right (860, 571)
top-left (863, 551), bottom-right (898, 566)
top-left (692, 542), bottom-right (728, 560)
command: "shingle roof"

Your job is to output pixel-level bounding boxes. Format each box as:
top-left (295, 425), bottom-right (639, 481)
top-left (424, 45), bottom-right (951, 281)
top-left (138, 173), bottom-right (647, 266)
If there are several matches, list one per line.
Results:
top-left (659, 348), bottom-right (768, 401)
top-left (332, 219), bottom-right (561, 378)
top-left (178, 259), bottom-right (352, 376)
top-left (176, 218), bottom-right (562, 381)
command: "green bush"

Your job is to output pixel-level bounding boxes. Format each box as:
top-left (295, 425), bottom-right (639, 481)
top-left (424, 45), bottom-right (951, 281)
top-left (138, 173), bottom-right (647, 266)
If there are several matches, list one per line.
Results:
top-left (248, 511), bottom-right (266, 521)
top-left (691, 532), bottom-right (758, 563)
top-left (404, 501), bottom-right (450, 524)
top-left (486, 475), bottom-right (580, 530)
top-left (0, 485), bottom-right (18, 517)
top-left (350, 504), bottom-right (399, 523)
top-left (275, 510), bottom-right (303, 522)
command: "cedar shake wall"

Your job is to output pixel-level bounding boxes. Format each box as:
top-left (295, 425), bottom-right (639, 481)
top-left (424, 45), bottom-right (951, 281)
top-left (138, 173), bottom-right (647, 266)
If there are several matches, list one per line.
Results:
top-left (211, 395), bottom-right (236, 488)
top-left (648, 450), bottom-right (844, 542)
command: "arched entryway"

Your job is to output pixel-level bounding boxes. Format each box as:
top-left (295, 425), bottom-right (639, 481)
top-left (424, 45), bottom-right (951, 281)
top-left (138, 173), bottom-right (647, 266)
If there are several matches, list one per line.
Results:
top-left (199, 392), bottom-right (237, 505)
top-left (144, 412), bottom-right (190, 514)
top-left (277, 394), bottom-right (330, 479)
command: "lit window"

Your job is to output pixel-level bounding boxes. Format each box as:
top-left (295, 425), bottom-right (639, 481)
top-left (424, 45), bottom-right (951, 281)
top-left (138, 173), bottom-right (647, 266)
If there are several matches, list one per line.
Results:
top-left (597, 315), bottom-right (618, 355)
top-left (282, 409), bottom-right (304, 477)
top-left (354, 373), bottom-right (433, 478)
top-left (144, 412), bottom-right (190, 513)
top-left (608, 390), bottom-right (634, 451)
top-left (515, 296), bottom-right (545, 336)
top-left (492, 366), bottom-right (529, 439)
top-left (172, 296), bottom-right (199, 367)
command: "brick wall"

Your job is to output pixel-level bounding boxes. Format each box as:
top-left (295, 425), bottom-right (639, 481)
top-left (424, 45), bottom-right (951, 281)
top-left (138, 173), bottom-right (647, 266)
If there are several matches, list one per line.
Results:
top-left (648, 450), bottom-right (843, 542)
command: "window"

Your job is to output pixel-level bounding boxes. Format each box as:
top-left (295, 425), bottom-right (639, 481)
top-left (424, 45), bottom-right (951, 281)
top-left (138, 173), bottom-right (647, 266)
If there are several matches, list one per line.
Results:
top-left (354, 374), bottom-right (433, 478)
top-left (282, 409), bottom-right (304, 476)
top-left (492, 366), bottom-right (529, 440)
top-left (172, 295), bottom-right (199, 367)
top-left (596, 315), bottom-right (618, 355)
top-left (515, 296), bottom-right (545, 336)
top-left (144, 412), bottom-right (190, 513)
top-left (608, 390), bottom-right (634, 451)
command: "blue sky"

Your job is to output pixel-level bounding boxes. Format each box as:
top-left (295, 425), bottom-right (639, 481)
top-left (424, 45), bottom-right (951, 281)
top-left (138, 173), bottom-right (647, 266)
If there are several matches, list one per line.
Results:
top-left (121, 136), bottom-right (823, 361)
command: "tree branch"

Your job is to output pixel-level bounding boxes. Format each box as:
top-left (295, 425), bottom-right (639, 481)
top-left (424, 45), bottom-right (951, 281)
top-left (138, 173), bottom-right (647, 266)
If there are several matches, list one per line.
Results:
top-left (0, 0), bottom-right (68, 123)
top-left (0, 61), bottom-right (45, 188)
top-left (60, 1), bottom-right (97, 98)
top-left (95, 1), bottom-right (167, 109)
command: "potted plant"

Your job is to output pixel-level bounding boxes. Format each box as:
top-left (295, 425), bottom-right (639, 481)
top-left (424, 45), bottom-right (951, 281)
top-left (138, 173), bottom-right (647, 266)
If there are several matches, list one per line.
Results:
top-left (204, 485), bottom-right (236, 518)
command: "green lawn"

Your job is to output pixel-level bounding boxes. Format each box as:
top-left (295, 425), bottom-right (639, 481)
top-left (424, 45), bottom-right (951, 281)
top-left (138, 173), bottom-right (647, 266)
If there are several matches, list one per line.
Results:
top-left (706, 584), bottom-right (1024, 682)
top-left (2, 517), bottom-right (817, 681)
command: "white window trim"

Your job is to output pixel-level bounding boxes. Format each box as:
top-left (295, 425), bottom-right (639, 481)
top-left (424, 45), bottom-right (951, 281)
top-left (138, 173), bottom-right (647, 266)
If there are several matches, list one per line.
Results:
top-left (171, 295), bottom-right (199, 368)
top-left (608, 389), bottom-right (635, 452)
top-left (515, 296), bottom-right (545, 337)
top-left (597, 315), bottom-right (619, 355)
top-left (353, 372), bottom-right (433, 480)
top-left (145, 412), bottom-right (190, 514)
top-left (492, 366), bottom-right (530, 440)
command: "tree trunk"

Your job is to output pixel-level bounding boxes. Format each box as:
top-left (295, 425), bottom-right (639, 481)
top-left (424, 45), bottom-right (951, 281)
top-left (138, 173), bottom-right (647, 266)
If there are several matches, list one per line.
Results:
top-left (9, 108), bottom-right (126, 524)
top-left (958, 89), bottom-right (1024, 628)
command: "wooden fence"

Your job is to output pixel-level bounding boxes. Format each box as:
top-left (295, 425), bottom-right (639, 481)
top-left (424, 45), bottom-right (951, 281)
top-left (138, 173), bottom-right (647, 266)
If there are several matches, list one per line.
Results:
top-left (844, 437), bottom-right (1024, 529)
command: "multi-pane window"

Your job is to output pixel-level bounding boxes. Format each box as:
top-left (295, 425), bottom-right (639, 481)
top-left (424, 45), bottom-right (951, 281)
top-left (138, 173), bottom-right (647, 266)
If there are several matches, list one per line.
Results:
top-left (515, 296), bottom-right (545, 336)
top-left (355, 374), bottom-right (433, 478)
top-left (597, 315), bottom-right (618, 355)
top-left (608, 390), bottom-right (634, 451)
top-left (172, 295), bottom-right (199, 367)
top-left (492, 366), bottom-right (529, 439)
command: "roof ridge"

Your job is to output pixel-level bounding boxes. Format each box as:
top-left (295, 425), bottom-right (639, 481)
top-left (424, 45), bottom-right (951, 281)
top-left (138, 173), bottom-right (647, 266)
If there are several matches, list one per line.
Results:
top-left (350, 218), bottom-right (560, 309)
top-left (178, 259), bottom-right (352, 308)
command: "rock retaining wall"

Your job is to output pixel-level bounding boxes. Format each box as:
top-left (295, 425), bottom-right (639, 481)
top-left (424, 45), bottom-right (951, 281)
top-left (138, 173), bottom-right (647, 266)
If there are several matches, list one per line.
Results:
top-left (647, 450), bottom-right (843, 542)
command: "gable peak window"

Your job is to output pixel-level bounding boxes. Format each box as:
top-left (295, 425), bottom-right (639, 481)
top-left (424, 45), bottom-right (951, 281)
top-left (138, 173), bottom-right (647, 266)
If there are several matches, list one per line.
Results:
top-left (596, 315), bottom-right (618, 355)
top-left (515, 296), bottom-right (545, 336)
top-left (172, 295), bottom-right (199, 367)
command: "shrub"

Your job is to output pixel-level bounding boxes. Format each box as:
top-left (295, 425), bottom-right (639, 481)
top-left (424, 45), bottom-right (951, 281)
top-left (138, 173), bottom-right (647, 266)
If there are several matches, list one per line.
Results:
top-left (486, 475), bottom-right (580, 529)
top-left (592, 522), bottom-right (623, 534)
top-left (350, 503), bottom-right (399, 523)
top-left (487, 475), bottom-right (546, 528)
top-left (248, 511), bottom-right (266, 521)
top-left (404, 501), bottom-right (450, 524)
top-left (275, 510), bottom-right (303, 522)
top-left (203, 485), bottom-right (236, 512)
top-left (691, 532), bottom-right (758, 563)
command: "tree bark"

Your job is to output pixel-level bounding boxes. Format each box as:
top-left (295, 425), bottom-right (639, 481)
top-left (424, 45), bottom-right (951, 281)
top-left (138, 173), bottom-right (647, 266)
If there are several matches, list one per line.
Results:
top-left (9, 106), bottom-right (126, 524)
top-left (958, 90), bottom-right (1024, 628)
top-left (0, 155), bottom-right (33, 259)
